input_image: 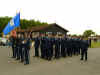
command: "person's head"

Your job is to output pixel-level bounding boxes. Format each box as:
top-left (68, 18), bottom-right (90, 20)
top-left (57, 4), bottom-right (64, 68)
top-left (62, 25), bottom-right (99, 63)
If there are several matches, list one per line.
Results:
top-left (28, 34), bottom-right (31, 38)
top-left (18, 33), bottom-right (21, 38)
top-left (21, 33), bottom-right (24, 38)
top-left (61, 34), bottom-right (64, 38)
top-left (41, 33), bottom-right (45, 37)
top-left (24, 33), bottom-right (28, 38)
top-left (55, 34), bottom-right (58, 38)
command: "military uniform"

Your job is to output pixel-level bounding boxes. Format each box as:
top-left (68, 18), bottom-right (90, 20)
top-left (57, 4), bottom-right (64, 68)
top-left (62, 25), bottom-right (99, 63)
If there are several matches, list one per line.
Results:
top-left (80, 39), bottom-right (89, 61)
top-left (23, 37), bottom-right (31, 65)
top-left (45, 37), bottom-right (51, 60)
top-left (40, 36), bottom-right (46, 59)
top-left (33, 37), bottom-right (40, 57)
top-left (61, 37), bottom-right (66, 57)
top-left (65, 38), bottom-right (71, 57)
top-left (54, 37), bottom-right (61, 58)
top-left (10, 36), bottom-right (16, 58)
top-left (19, 35), bottom-right (24, 62)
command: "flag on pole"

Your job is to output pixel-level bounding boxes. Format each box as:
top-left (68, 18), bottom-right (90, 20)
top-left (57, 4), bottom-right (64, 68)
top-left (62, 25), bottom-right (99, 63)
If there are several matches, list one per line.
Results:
top-left (3, 12), bottom-right (20, 35)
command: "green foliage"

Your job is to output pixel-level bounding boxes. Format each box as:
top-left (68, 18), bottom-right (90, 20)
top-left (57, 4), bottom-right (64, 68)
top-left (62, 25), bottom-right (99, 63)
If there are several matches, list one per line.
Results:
top-left (0, 16), bottom-right (48, 33)
top-left (83, 30), bottom-right (95, 37)
top-left (71, 34), bottom-right (77, 37)
top-left (0, 16), bottom-right (12, 33)
top-left (20, 19), bottom-right (47, 29)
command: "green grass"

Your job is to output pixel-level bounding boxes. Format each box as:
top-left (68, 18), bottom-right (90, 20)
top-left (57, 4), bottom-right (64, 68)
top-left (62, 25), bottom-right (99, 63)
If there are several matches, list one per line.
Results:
top-left (91, 41), bottom-right (100, 48)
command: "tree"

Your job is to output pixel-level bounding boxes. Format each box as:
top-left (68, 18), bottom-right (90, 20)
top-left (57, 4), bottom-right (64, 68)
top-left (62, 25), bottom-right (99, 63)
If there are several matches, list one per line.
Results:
top-left (71, 34), bottom-right (77, 37)
top-left (0, 16), bottom-right (48, 33)
top-left (83, 30), bottom-right (95, 37)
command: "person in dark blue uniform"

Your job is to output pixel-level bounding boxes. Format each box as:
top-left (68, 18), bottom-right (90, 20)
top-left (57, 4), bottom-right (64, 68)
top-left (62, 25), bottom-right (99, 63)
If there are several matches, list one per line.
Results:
top-left (78, 38), bottom-right (81, 55)
top-left (15, 34), bottom-right (20, 60)
top-left (19, 33), bottom-right (24, 62)
top-left (61, 35), bottom-right (66, 57)
top-left (70, 37), bottom-right (74, 57)
top-left (65, 37), bottom-right (71, 57)
top-left (16, 33), bottom-right (23, 60)
top-left (32, 34), bottom-right (40, 57)
top-left (70, 38), bottom-right (75, 56)
top-left (50, 34), bottom-right (55, 58)
top-left (76, 38), bottom-right (81, 55)
top-left (40, 34), bottom-right (46, 59)
top-left (10, 36), bottom-right (16, 58)
top-left (73, 38), bottom-right (78, 56)
top-left (44, 34), bottom-right (49, 60)
top-left (45, 33), bottom-right (53, 60)
top-left (54, 35), bottom-right (61, 59)
top-left (23, 33), bottom-right (31, 65)
top-left (80, 38), bottom-right (89, 61)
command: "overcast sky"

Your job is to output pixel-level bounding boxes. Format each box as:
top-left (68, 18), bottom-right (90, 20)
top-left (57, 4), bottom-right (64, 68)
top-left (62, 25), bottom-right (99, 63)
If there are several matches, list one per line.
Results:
top-left (0, 0), bottom-right (100, 35)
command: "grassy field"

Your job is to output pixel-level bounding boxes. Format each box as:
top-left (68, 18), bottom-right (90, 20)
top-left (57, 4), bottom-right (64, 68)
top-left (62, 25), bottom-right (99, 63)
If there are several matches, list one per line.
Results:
top-left (91, 41), bottom-right (100, 48)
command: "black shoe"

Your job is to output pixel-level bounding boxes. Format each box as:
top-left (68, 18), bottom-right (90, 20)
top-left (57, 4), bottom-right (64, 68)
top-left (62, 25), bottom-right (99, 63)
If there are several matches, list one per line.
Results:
top-left (48, 58), bottom-right (51, 61)
top-left (24, 63), bottom-right (29, 65)
top-left (24, 62), bottom-right (29, 65)
top-left (16, 58), bottom-right (20, 60)
top-left (11, 56), bottom-right (16, 58)
top-left (41, 56), bottom-right (44, 58)
top-left (80, 58), bottom-right (83, 60)
top-left (21, 60), bottom-right (24, 62)
top-left (34, 56), bottom-right (39, 57)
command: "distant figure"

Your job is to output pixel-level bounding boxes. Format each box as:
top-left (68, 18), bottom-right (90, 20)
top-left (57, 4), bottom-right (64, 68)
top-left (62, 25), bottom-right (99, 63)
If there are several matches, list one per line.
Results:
top-left (88, 38), bottom-right (91, 48)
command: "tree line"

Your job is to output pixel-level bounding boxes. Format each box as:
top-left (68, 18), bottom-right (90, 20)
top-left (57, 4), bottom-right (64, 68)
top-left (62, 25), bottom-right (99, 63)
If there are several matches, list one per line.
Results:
top-left (0, 17), bottom-right (97, 38)
top-left (0, 16), bottom-right (48, 33)
top-left (71, 30), bottom-right (96, 38)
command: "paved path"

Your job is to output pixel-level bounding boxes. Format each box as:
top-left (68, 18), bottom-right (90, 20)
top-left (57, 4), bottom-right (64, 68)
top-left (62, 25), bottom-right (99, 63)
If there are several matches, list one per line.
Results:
top-left (0, 47), bottom-right (100, 75)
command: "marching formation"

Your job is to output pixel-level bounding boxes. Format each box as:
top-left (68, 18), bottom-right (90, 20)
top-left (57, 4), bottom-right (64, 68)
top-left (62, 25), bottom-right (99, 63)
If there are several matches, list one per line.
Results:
top-left (10, 33), bottom-right (31, 65)
top-left (10, 33), bottom-right (89, 65)
top-left (32, 34), bottom-right (89, 61)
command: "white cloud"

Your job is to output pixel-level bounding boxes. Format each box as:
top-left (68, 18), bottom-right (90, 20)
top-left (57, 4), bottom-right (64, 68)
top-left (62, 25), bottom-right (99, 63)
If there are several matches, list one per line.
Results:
top-left (0, 0), bottom-right (100, 34)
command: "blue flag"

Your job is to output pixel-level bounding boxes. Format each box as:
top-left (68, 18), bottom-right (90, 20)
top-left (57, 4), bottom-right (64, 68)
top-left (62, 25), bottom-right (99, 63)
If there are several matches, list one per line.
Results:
top-left (3, 12), bottom-right (20, 35)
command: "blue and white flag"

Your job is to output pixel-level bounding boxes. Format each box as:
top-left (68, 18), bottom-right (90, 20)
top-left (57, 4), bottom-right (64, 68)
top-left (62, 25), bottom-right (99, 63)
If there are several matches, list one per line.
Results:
top-left (3, 12), bottom-right (20, 35)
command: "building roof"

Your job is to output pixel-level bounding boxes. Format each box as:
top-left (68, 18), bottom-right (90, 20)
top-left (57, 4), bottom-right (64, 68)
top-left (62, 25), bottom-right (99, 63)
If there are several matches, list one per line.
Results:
top-left (17, 23), bottom-right (69, 33)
